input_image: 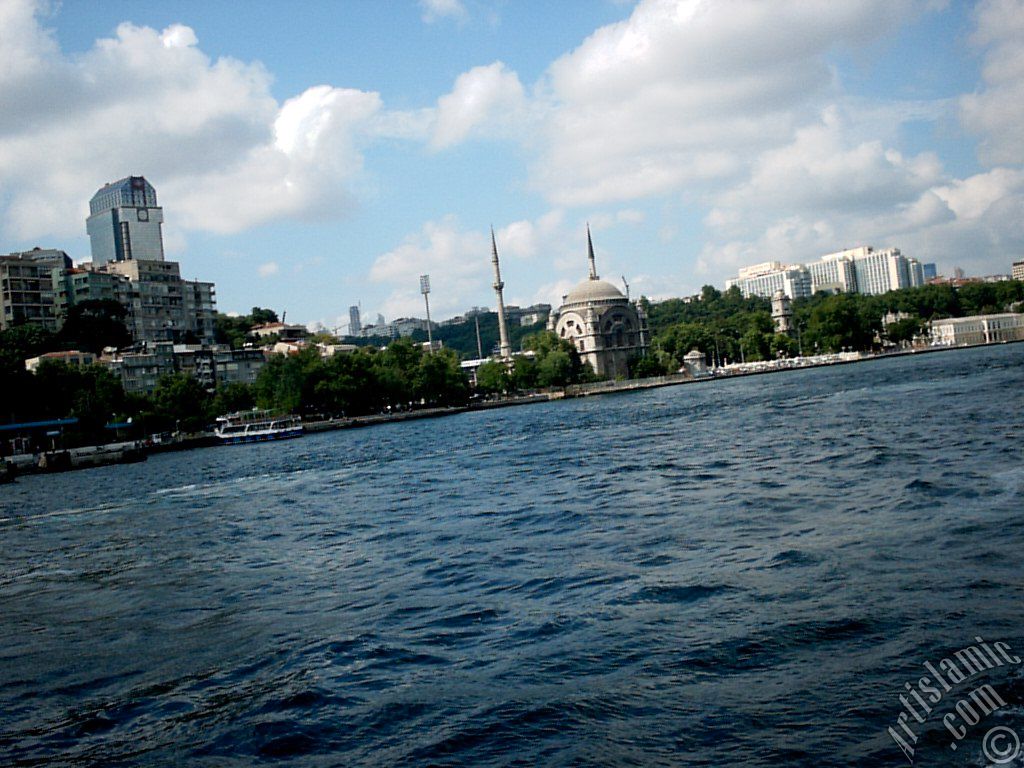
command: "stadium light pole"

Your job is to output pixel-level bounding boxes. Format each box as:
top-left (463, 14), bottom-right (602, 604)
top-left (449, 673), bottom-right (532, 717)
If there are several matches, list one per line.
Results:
top-left (420, 274), bottom-right (434, 353)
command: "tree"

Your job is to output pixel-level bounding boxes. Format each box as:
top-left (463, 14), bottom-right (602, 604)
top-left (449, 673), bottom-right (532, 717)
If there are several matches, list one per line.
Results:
top-left (537, 349), bottom-right (573, 387)
top-left (475, 360), bottom-right (510, 394)
top-left (214, 306), bottom-right (281, 348)
top-left (149, 373), bottom-right (213, 433)
top-left (250, 307), bottom-right (279, 325)
top-left (630, 354), bottom-right (670, 378)
top-left (413, 348), bottom-right (469, 406)
top-left (60, 299), bottom-right (132, 353)
top-left (770, 333), bottom-right (798, 358)
top-left (886, 317), bottom-right (923, 346)
top-left (803, 293), bottom-right (877, 353)
top-left (28, 361), bottom-right (132, 443)
top-left (510, 355), bottom-right (539, 390)
top-left (211, 382), bottom-right (255, 416)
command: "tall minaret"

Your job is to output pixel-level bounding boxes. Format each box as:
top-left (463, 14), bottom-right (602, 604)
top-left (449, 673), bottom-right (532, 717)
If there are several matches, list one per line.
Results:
top-left (490, 227), bottom-right (512, 359)
top-left (587, 223), bottom-right (599, 280)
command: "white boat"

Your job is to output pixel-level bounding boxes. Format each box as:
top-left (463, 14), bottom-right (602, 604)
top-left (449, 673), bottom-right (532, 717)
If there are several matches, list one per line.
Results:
top-left (214, 410), bottom-right (303, 445)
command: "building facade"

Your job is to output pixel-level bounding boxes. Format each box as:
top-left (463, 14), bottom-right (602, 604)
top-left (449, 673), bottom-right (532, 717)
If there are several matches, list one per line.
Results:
top-left (78, 177), bottom-right (217, 345)
top-left (25, 350), bottom-right (96, 372)
top-left (771, 290), bottom-right (794, 334)
top-left (547, 232), bottom-right (649, 378)
top-left (807, 253), bottom-right (857, 294)
top-left (930, 313), bottom-right (1024, 346)
top-left (87, 176), bottom-right (165, 262)
top-left (725, 262), bottom-right (813, 300)
top-left (0, 249), bottom-right (72, 332)
top-left (1013, 261), bottom-right (1024, 281)
top-left (728, 245), bottom-right (927, 299)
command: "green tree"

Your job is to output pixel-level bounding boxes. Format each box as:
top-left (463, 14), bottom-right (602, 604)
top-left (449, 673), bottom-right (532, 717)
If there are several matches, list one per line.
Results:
top-left (886, 317), bottom-right (923, 345)
top-left (770, 333), bottom-right (798, 358)
top-left (537, 349), bottom-right (573, 387)
top-left (803, 293), bottom-right (877, 353)
top-left (630, 354), bottom-right (670, 378)
top-left (475, 360), bottom-right (510, 394)
top-left (211, 382), bottom-right (255, 416)
top-left (150, 372), bottom-right (213, 433)
top-left (60, 299), bottom-right (132, 353)
top-left (510, 355), bottom-right (539, 390)
top-left (413, 348), bottom-right (469, 406)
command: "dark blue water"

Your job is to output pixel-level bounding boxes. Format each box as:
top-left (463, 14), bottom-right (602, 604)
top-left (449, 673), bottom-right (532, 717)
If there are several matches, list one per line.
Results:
top-left (2, 345), bottom-right (1023, 767)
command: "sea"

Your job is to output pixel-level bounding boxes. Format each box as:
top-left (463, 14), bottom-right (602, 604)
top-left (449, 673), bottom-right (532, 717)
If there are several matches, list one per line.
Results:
top-left (1, 344), bottom-right (1023, 767)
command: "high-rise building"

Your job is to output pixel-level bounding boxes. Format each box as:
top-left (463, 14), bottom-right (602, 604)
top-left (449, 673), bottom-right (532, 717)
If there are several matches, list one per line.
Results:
top-left (88, 259), bottom-right (216, 345)
top-left (349, 305), bottom-right (361, 336)
top-left (0, 248), bottom-right (72, 332)
top-left (87, 176), bottom-right (165, 263)
top-left (729, 246), bottom-right (926, 299)
top-left (1012, 261), bottom-right (1024, 281)
top-left (725, 261), bottom-right (813, 300)
top-left (79, 176), bottom-right (217, 345)
top-left (807, 252), bottom-right (858, 293)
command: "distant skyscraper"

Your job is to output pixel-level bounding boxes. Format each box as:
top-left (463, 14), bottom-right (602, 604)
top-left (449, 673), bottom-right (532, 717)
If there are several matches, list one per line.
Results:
top-left (923, 263), bottom-right (938, 281)
top-left (349, 305), bottom-right (361, 335)
top-left (87, 176), bottom-right (165, 262)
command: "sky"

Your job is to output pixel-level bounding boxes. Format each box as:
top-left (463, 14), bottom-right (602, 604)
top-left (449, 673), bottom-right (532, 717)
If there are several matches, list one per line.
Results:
top-left (1, 0), bottom-right (1022, 330)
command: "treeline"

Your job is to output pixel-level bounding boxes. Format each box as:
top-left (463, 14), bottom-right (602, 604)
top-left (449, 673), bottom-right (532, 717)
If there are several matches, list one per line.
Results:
top-left (2, 280), bottom-right (1022, 447)
top-left (642, 280), bottom-right (1024, 370)
top-left (0, 331), bottom-right (474, 448)
top-left (338, 312), bottom-right (548, 359)
top-left (473, 332), bottom-right (597, 393)
top-left (214, 307), bottom-right (280, 348)
top-left (250, 339), bottom-right (468, 416)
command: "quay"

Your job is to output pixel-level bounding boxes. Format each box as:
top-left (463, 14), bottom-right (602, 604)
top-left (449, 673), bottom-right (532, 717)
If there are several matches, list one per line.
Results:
top-left (3, 340), bottom-right (1018, 480)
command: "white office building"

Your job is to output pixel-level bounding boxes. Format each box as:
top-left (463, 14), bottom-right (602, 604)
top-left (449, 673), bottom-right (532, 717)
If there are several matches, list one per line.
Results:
top-left (725, 262), bottom-right (813, 300)
top-left (729, 246), bottom-right (927, 299)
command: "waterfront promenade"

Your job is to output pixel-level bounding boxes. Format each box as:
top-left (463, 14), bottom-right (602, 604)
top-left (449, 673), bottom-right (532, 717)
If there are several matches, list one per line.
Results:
top-left (4, 339), bottom-right (1018, 478)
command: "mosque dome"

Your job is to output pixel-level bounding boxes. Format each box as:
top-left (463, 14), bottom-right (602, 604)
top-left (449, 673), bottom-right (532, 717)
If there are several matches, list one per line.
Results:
top-left (563, 278), bottom-right (625, 305)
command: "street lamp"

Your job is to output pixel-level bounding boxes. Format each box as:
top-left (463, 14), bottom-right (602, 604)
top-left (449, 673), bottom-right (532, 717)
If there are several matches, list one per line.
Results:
top-left (419, 274), bottom-right (434, 353)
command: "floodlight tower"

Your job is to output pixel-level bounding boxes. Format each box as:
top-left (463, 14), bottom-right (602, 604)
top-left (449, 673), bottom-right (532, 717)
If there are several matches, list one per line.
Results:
top-left (419, 274), bottom-right (434, 352)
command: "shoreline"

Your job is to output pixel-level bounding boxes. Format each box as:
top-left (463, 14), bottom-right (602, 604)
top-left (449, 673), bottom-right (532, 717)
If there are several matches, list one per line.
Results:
top-left (5, 340), bottom-right (1019, 478)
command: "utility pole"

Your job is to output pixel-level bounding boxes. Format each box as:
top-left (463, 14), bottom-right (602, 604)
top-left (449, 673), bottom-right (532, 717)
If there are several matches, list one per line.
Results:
top-left (419, 274), bottom-right (433, 353)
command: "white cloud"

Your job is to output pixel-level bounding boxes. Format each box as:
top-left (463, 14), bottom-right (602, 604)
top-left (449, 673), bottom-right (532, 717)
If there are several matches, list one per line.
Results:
top-left (0, 4), bottom-right (384, 243)
top-left (528, 0), bottom-right (929, 207)
top-left (960, 0), bottom-right (1024, 165)
top-left (495, 209), bottom-right (564, 259)
top-left (709, 107), bottom-right (942, 232)
top-left (370, 216), bottom-right (490, 318)
top-left (257, 261), bottom-right (279, 277)
top-left (420, 0), bottom-right (467, 24)
top-left (430, 62), bottom-right (529, 150)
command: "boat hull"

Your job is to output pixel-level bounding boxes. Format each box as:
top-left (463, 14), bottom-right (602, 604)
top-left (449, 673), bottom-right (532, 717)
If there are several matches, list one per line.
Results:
top-left (217, 427), bottom-right (304, 445)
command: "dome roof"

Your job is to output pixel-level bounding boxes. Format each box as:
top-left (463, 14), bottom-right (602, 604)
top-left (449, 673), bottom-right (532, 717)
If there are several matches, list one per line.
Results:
top-left (563, 278), bottom-right (625, 305)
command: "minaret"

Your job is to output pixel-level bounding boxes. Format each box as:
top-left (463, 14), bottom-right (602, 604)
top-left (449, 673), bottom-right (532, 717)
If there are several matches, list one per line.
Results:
top-left (587, 223), bottom-right (599, 280)
top-left (490, 227), bottom-right (512, 359)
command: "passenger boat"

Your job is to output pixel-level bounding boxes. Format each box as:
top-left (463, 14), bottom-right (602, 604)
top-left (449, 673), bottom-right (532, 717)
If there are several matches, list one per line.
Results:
top-left (214, 410), bottom-right (303, 444)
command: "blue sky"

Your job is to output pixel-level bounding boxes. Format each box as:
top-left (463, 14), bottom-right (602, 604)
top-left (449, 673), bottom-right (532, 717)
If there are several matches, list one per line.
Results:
top-left (1, 0), bottom-right (1022, 330)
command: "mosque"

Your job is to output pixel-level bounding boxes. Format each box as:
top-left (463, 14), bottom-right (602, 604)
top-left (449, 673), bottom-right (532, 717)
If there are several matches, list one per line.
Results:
top-left (546, 229), bottom-right (650, 378)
